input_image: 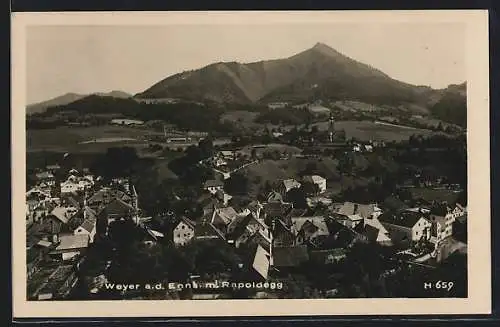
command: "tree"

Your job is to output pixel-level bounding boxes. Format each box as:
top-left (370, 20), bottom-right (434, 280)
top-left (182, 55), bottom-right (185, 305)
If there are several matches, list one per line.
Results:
top-left (250, 148), bottom-right (257, 160)
top-left (285, 187), bottom-right (308, 209)
top-left (224, 172), bottom-right (249, 195)
top-left (198, 136), bottom-right (214, 159)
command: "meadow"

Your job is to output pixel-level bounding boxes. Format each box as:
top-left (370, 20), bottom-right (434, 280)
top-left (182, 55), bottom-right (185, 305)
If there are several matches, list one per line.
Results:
top-left (311, 120), bottom-right (437, 142)
top-left (27, 125), bottom-right (163, 153)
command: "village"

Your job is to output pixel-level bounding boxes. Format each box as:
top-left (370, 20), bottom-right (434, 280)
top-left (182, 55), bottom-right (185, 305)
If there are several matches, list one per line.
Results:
top-left (26, 117), bottom-right (468, 300)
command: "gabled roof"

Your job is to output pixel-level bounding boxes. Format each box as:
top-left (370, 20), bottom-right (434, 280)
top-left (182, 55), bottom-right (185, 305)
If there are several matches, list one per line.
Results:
top-left (54, 234), bottom-right (89, 251)
top-left (212, 207), bottom-right (238, 225)
top-left (291, 216), bottom-right (329, 237)
top-left (335, 202), bottom-right (356, 216)
top-left (262, 202), bottom-right (293, 219)
top-left (252, 245), bottom-right (270, 280)
top-left (176, 216), bottom-right (196, 230)
top-left (78, 218), bottom-right (96, 233)
top-left (378, 210), bottom-right (429, 229)
top-left (103, 197), bottom-right (135, 215)
top-left (282, 179), bottom-right (301, 191)
top-left (266, 191), bottom-right (283, 203)
top-left (49, 206), bottom-right (75, 224)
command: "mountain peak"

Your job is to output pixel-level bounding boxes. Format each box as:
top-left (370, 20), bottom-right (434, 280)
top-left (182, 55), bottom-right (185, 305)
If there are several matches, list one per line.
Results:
top-left (313, 42), bottom-right (331, 50)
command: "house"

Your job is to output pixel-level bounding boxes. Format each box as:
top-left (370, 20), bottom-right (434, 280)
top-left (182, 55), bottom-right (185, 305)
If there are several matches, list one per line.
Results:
top-left (215, 190), bottom-right (232, 206)
top-left (279, 179), bottom-right (301, 195)
top-left (195, 209), bottom-right (227, 241)
top-left (110, 118), bottom-right (144, 126)
top-left (427, 203), bottom-right (463, 244)
top-left (355, 216), bottom-right (392, 246)
top-left (35, 171), bottom-right (55, 186)
top-left (331, 202), bottom-right (381, 219)
top-left (211, 207), bottom-right (239, 232)
top-left (203, 180), bottom-right (224, 194)
top-left (331, 211), bottom-right (364, 229)
top-left (49, 234), bottom-right (89, 261)
top-left (60, 179), bottom-right (80, 195)
top-left (219, 150), bottom-right (236, 161)
top-left (290, 216), bottom-right (330, 247)
top-left (267, 102), bottom-right (288, 110)
top-left (262, 202), bottom-right (293, 227)
top-left (306, 196), bottom-right (333, 208)
top-left (302, 175), bottom-right (327, 194)
top-left (141, 227), bottom-right (165, 246)
top-left (45, 206), bottom-right (79, 234)
top-left (272, 245), bottom-right (309, 269)
top-left (86, 187), bottom-right (134, 212)
top-left (73, 207), bottom-right (98, 243)
top-left (267, 191), bottom-right (284, 203)
top-left (97, 197), bottom-right (136, 235)
top-left (378, 209), bottom-right (432, 244)
top-left (29, 265), bottom-right (78, 300)
top-left (173, 217), bottom-right (196, 246)
top-left (102, 197), bottom-right (135, 222)
top-left (212, 157), bottom-right (227, 167)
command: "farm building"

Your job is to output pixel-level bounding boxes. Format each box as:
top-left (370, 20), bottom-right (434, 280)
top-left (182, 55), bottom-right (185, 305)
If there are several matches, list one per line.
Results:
top-left (110, 119), bottom-right (144, 126)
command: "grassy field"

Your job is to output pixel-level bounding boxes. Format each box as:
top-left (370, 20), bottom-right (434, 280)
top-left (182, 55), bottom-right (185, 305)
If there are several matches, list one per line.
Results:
top-left (26, 126), bottom-right (162, 153)
top-left (310, 120), bottom-right (437, 142)
top-left (406, 187), bottom-right (462, 204)
top-left (238, 143), bottom-right (303, 157)
top-left (241, 156), bottom-right (373, 196)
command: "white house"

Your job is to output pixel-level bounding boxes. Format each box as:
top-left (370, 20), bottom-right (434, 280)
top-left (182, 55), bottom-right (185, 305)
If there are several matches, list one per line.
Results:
top-left (428, 204), bottom-right (464, 243)
top-left (173, 217), bottom-right (196, 246)
top-left (60, 179), bottom-right (81, 195)
top-left (203, 180), bottom-right (224, 194)
top-left (73, 207), bottom-right (97, 243)
top-left (50, 234), bottom-right (89, 261)
top-left (280, 178), bottom-right (302, 195)
top-left (379, 210), bottom-right (432, 244)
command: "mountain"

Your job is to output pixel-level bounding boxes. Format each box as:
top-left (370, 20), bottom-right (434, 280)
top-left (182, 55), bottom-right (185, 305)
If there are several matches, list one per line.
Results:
top-left (428, 82), bottom-right (467, 127)
top-left (136, 42), bottom-right (436, 106)
top-left (27, 90), bottom-right (132, 115)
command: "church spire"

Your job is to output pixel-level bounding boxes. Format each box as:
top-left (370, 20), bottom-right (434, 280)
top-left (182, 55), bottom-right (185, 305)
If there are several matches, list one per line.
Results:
top-left (328, 112), bottom-right (335, 143)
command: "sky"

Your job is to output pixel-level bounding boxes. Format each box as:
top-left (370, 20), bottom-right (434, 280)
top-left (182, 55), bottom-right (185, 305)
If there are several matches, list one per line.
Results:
top-left (26, 23), bottom-right (465, 104)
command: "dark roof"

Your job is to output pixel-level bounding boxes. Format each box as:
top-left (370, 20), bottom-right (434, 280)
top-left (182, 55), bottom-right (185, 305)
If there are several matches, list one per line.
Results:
top-left (272, 245), bottom-right (309, 267)
top-left (104, 198), bottom-right (135, 215)
top-left (176, 216), bottom-right (196, 230)
top-left (430, 203), bottom-right (452, 216)
top-left (378, 210), bottom-right (427, 228)
top-left (456, 212), bottom-right (467, 224)
top-left (262, 202), bottom-right (293, 219)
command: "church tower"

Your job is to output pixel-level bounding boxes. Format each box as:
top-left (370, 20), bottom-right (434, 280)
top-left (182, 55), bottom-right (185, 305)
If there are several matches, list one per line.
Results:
top-left (328, 112), bottom-right (335, 143)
